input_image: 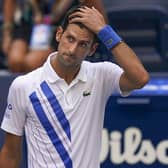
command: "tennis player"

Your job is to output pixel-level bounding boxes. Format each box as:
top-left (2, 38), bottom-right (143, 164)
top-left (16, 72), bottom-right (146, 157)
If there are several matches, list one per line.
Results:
top-left (0, 6), bottom-right (149, 168)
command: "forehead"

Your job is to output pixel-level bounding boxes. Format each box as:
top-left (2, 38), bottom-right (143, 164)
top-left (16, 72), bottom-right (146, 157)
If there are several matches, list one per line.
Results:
top-left (64, 24), bottom-right (95, 42)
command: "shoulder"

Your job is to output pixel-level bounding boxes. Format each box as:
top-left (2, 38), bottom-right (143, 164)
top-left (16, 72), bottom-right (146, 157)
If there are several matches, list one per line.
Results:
top-left (10, 67), bottom-right (43, 91)
top-left (82, 61), bottom-right (123, 84)
top-left (83, 60), bottom-right (122, 72)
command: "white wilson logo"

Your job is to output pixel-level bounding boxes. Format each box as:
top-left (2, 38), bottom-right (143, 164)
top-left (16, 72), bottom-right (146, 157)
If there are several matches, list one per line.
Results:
top-left (100, 127), bottom-right (168, 165)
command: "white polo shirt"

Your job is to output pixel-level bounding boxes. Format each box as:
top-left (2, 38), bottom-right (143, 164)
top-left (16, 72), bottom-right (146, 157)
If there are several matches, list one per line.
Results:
top-left (1, 52), bottom-right (124, 168)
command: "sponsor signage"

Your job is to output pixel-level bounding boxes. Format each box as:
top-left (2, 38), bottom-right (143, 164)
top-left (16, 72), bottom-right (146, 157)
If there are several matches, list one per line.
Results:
top-left (101, 76), bottom-right (168, 168)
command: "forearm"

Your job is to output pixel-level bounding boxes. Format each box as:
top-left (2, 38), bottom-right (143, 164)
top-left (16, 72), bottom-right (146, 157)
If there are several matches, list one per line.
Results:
top-left (0, 149), bottom-right (21, 168)
top-left (97, 24), bottom-right (149, 89)
top-left (3, 0), bottom-right (16, 24)
top-left (111, 41), bottom-right (149, 87)
top-left (3, 0), bottom-right (16, 37)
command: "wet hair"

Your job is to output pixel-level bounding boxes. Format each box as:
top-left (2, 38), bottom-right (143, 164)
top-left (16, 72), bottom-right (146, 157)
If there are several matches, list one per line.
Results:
top-left (60, 5), bottom-right (99, 43)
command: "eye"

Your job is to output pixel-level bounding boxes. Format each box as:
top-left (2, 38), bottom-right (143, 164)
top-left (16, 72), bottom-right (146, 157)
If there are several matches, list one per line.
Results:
top-left (67, 36), bottom-right (74, 43)
top-left (80, 42), bottom-right (89, 49)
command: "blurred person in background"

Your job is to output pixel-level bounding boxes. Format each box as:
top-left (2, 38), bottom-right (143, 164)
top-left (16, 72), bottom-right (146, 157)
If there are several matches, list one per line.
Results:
top-left (2, 0), bottom-right (107, 72)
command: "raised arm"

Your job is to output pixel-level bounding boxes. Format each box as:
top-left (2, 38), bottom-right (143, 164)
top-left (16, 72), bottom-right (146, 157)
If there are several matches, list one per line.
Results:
top-left (3, 0), bottom-right (16, 24)
top-left (0, 133), bottom-right (22, 168)
top-left (69, 6), bottom-right (149, 92)
top-left (2, 0), bottom-right (16, 54)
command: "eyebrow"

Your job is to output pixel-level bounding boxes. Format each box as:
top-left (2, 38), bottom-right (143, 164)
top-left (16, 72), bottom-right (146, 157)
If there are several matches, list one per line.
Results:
top-left (66, 32), bottom-right (92, 44)
top-left (80, 40), bottom-right (91, 44)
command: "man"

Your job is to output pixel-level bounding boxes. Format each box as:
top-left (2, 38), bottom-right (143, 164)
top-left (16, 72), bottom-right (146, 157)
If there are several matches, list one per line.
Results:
top-left (0, 6), bottom-right (149, 168)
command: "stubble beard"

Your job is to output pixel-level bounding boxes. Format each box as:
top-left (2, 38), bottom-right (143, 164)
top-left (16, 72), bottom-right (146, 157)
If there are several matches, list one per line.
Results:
top-left (57, 52), bottom-right (81, 70)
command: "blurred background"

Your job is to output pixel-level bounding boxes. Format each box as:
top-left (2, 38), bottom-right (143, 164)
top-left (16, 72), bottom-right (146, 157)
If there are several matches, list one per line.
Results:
top-left (0, 0), bottom-right (168, 168)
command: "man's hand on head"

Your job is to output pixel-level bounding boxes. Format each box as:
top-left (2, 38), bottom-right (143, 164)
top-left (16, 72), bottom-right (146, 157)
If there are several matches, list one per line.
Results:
top-left (69, 6), bottom-right (106, 34)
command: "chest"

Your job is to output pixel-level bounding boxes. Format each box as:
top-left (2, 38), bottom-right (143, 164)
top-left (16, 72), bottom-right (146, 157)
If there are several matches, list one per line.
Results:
top-left (25, 80), bottom-right (102, 143)
top-left (27, 79), bottom-right (99, 121)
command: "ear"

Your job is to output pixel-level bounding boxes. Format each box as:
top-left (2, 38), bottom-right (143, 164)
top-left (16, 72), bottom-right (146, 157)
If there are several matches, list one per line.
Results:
top-left (56, 26), bottom-right (64, 42)
top-left (88, 43), bottom-right (99, 56)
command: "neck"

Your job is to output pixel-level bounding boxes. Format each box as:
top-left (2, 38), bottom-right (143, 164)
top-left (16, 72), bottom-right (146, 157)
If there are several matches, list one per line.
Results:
top-left (51, 56), bottom-right (80, 85)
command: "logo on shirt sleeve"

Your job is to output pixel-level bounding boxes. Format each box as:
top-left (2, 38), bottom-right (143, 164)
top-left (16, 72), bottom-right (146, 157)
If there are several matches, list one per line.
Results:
top-left (7, 104), bottom-right (12, 110)
top-left (4, 103), bottom-right (12, 119)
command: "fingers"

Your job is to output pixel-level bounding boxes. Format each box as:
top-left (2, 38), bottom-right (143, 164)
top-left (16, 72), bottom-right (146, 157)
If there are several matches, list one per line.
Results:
top-left (68, 14), bottom-right (84, 25)
top-left (69, 7), bottom-right (88, 21)
top-left (69, 11), bottom-right (84, 20)
top-left (68, 6), bottom-right (106, 34)
top-left (69, 6), bottom-right (99, 22)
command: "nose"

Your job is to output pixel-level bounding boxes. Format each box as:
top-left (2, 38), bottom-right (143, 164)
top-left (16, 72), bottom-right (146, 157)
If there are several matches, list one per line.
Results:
top-left (69, 43), bottom-right (78, 54)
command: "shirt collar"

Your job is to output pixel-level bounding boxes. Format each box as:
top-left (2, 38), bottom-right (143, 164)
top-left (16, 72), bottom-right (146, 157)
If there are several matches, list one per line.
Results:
top-left (43, 52), bottom-right (87, 84)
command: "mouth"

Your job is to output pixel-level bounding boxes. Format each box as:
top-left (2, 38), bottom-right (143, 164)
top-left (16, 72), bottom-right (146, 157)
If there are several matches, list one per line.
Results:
top-left (64, 53), bottom-right (75, 59)
top-left (63, 53), bottom-right (76, 63)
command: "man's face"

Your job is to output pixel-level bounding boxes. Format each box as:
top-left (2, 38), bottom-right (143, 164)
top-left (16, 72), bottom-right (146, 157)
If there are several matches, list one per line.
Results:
top-left (56, 23), bottom-right (98, 67)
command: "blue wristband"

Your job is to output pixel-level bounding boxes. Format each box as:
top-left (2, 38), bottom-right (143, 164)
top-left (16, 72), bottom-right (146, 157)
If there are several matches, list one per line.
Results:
top-left (98, 25), bottom-right (122, 50)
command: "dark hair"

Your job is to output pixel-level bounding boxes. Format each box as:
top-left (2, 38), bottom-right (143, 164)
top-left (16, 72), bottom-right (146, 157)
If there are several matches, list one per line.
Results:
top-left (61, 5), bottom-right (99, 43)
